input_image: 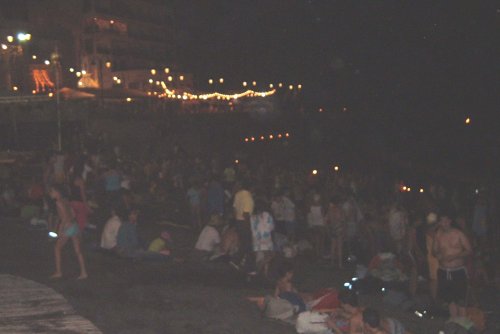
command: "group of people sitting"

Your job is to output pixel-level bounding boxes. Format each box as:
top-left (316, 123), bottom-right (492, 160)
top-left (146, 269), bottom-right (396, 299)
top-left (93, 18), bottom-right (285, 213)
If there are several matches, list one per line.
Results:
top-left (268, 261), bottom-right (408, 334)
top-left (99, 206), bottom-right (173, 261)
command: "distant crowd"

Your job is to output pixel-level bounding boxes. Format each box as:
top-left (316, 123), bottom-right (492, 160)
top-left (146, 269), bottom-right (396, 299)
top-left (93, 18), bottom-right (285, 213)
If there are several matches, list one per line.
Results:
top-left (0, 134), bottom-right (497, 333)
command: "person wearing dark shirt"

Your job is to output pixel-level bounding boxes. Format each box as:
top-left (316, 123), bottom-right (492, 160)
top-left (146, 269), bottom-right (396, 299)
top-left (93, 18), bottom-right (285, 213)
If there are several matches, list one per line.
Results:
top-left (116, 208), bottom-right (141, 257)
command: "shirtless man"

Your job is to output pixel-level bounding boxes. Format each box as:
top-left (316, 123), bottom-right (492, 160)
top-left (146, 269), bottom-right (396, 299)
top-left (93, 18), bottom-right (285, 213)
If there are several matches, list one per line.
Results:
top-left (432, 210), bottom-right (472, 317)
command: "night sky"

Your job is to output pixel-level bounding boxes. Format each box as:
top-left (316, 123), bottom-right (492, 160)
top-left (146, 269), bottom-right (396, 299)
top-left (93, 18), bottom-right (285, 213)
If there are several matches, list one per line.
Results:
top-left (175, 1), bottom-right (498, 113)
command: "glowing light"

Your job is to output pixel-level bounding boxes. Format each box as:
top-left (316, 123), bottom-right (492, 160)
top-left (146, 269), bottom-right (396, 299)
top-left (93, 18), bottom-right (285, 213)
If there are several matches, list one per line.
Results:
top-left (48, 231), bottom-right (58, 238)
top-left (244, 138), bottom-right (249, 142)
top-left (312, 169), bottom-right (318, 175)
top-left (81, 70), bottom-right (87, 75)
top-left (69, 68), bottom-right (74, 72)
top-left (48, 92), bottom-right (54, 97)
top-left (110, 20), bottom-right (115, 24)
top-left (269, 134), bottom-right (274, 139)
top-left (289, 85), bottom-right (294, 90)
top-left (278, 83), bottom-right (283, 88)
top-left (252, 81), bottom-right (257, 86)
top-left (113, 76), bottom-right (118, 81)
top-left (6, 36), bottom-right (14, 43)
top-left (116, 79), bottom-right (121, 84)
top-left (219, 78), bottom-right (224, 84)
top-left (278, 133), bottom-right (282, 138)
top-left (105, 61), bottom-right (112, 68)
top-left (1, 44), bottom-right (6, 50)
top-left (333, 165), bottom-right (339, 172)
top-left (44, 60), bottom-right (50, 65)
top-left (251, 137), bottom-right (255, 142)
top-left (78, 81), bottom-right (83, 86)
top-left (32, 90), bottom-right (36, 94)
top-left (269, 84), bottom-right (274, 88)
top-left (242, 81), bottom-right (247, 87)
top-left (32, 55), bottom-right (37, 60)
top-left (126, 97), bottom-right (132, 102)
top-left (319, 108), bottom-right (323, 112)
top-left (402, 186), bottom-right (407, 191)
top-left (148, 79), bottom-right (153, 84)
top-left (260, 136), bottom-right (265, 140)
top-left (208, 79), bottom-right (213, 84)
top-left (419, 188), bottom-right (424, 193)
top-left (465, 117), bottom-right (471, 124)
top-left (298, 84), bottom-right (302, 89)
top-left (76, 72), bottom-right (82, 77)
top-left (235, 159), bottom-right (239, 164)
top-left (285, 133), bottom-right (290, 137)
top-left (155, 81), bottom-right (160, 86)
top-left (32, 69), bottom-right (54, 92)
top-left (168, 76), bottom-right (173, 82)
top-left (12, 86), bottom-right (18, 91)
top-left (17, 33), bottom-right (31, 41)
top-left (164, 68), bottom-right (170, 74)
top-left (407, 187), bottom-right (411, 192)
top-left (179, 75), bottom-right (184, 81)
top-left (151, 69), bottom-right (156, 75)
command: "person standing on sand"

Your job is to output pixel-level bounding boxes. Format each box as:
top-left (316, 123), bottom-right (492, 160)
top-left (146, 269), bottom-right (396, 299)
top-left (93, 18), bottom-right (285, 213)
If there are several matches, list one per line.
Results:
top-left (432, 209), bottom-right (472, 318)
top-left (49, 184), bottom-right (88, 280)
top-left (232, 179), bottom-right (254, 272)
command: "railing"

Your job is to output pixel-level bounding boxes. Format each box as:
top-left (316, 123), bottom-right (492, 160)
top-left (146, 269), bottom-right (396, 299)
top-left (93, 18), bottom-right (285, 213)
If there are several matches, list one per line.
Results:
top-left (0, 95), bottom-right (52, 104)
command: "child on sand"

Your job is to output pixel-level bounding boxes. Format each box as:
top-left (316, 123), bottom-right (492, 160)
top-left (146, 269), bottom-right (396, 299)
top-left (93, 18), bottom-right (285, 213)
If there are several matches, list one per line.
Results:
top-left (49, 184), bottom-right (88, 280)
top-left (274, 262), bottom-right (306, 313)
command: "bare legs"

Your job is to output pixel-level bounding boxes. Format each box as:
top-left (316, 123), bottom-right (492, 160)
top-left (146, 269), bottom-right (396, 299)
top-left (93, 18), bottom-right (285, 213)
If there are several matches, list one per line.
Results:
top-left (72, 236), bottom-right (88, 279)
top-left (51, 235), bottom-right (88, 279)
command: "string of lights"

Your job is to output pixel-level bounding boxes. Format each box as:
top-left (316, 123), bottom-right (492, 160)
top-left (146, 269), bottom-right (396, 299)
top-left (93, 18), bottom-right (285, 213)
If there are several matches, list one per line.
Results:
top-left (157, 84), bottom-right (277, 101)
top-left (243, 132), bottom-right (290, 142)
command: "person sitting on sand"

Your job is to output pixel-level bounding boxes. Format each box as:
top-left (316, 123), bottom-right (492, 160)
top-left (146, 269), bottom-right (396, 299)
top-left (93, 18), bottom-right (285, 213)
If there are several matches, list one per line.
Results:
top-left (100, 207), bottom-right (124, 251)
top-left (194, 214), bottom-right (223, 259)
top-left (212, 222), bottom-right (239, 262)
top-left (326, 289), bottom-right (364, 334)
top-left (116, 207), bottom-right (141, 257)
top-left (49, 184), bottom-right (88, 280)
top-left (146, 230), bottom-right (172, 259)
top-left (274, 262), bottom-right (306, 313)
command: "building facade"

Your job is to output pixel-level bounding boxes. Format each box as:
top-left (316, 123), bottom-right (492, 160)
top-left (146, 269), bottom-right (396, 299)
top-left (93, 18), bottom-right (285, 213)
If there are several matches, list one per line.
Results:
top-left (0, 0), bottom-right (184, 93)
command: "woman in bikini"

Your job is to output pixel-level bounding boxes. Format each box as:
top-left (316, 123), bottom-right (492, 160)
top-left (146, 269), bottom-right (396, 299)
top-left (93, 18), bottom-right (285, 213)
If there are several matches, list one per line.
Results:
top-left (49, 184), bottom-right (88, 280)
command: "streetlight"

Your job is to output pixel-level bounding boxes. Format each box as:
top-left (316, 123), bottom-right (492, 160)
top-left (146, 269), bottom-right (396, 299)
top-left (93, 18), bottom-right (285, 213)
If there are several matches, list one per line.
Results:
top-left (17, 33), bottom-right (31, 41)
top-left (1, 33), bottom-right (30, 91)
top-left (51, 47), bottom-right (62, 151)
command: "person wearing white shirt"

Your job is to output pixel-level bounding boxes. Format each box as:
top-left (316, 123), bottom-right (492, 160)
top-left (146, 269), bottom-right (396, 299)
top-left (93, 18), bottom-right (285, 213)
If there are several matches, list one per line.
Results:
top-left (101, 211), bottom-right (122, 250)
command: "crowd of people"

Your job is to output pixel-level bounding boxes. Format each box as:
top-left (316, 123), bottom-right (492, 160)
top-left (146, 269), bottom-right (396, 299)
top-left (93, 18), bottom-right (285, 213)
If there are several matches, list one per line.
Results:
top-left (0, 129), bottom-right (497, 333)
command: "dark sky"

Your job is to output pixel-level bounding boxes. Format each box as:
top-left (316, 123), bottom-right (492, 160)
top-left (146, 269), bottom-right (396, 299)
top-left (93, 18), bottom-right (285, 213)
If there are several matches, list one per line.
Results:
top-left (175, 1), bottom-right (498, 112)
